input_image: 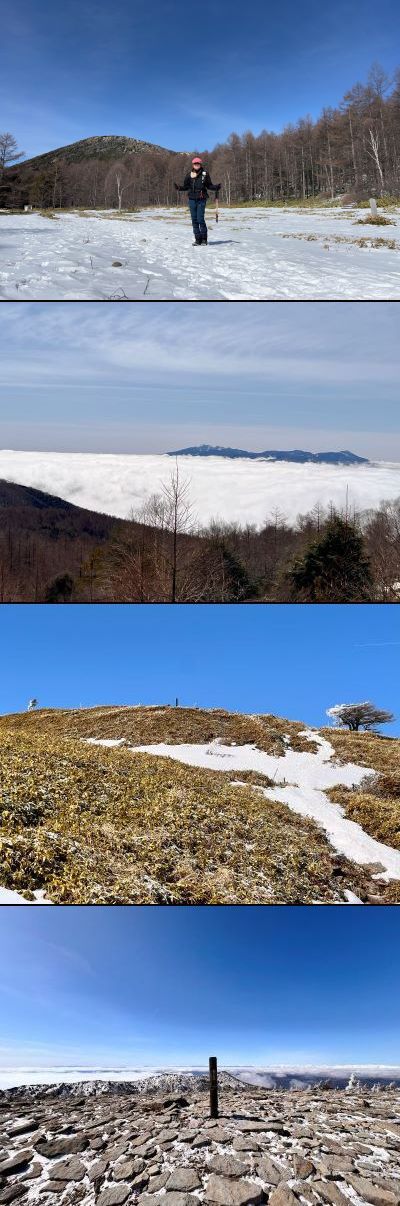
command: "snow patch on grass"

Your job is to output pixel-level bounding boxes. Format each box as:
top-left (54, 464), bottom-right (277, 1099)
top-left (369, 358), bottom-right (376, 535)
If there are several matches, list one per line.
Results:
top-left (84, 727), bottom-right (400, 881)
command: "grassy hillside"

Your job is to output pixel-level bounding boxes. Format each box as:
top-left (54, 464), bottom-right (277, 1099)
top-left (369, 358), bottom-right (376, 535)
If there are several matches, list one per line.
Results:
top-left (0, 706), bottom-right (398, 905)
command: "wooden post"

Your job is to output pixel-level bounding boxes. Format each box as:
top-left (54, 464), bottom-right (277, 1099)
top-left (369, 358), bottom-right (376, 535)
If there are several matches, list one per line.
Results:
top-left (370, 197), bottom-right (378, 219)
top-left (209, 1056), bottom-right (218, 1118)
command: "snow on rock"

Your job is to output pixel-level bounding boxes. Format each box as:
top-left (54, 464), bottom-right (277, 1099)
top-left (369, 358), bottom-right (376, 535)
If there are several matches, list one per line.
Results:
top-left (96, 727), bottom-right (400, 882)
top-left (1, 205), bottom-right (399, 300)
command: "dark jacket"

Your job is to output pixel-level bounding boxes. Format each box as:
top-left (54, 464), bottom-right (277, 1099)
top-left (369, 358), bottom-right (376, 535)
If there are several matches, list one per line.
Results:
top-left (175, 170), bottom-right (220, 201)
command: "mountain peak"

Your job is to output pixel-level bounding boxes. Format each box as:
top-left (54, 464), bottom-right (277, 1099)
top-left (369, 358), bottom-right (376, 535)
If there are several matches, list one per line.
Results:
top-left (168, 446), bottom-right (369, 465)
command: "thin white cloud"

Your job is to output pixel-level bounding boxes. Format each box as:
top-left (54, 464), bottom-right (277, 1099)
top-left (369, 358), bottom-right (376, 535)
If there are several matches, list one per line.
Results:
top-left (1, 302), bottom-right (399, 403)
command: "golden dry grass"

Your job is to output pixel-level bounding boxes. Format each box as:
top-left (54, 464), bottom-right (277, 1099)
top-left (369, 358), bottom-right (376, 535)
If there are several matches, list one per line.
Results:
top-left (0, 711), bottom-right (382, 905)
top-left (321, 728), bottom-right (400, 775)
top-left (328, 786), bottom-right (400, 851)
top-left (0, 708), bottom-right (399, 904)
top-left (0, 706), bottom-right (317, 754)
top-left (323, 728), bottom-right (400, 864)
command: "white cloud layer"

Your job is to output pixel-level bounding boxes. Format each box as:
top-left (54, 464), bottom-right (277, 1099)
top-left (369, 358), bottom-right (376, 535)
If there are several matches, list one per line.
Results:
top-left (1, 450), bottom-right (400, 526)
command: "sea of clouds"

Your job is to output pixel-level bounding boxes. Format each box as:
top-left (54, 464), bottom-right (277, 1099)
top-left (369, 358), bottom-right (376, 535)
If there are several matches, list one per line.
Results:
top-left (1, 1065), bottom-right (398, 1091)
top-left (1, 451), bottom-right (400, 527)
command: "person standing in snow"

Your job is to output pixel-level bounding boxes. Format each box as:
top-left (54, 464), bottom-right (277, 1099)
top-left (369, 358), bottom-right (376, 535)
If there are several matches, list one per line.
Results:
top-left (174, 156), bottom-right (221, 245)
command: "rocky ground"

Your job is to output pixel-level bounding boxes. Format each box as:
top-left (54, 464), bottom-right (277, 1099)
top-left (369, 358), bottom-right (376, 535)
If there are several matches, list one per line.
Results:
top-left (0, 1084), bottom-right (399, 1206)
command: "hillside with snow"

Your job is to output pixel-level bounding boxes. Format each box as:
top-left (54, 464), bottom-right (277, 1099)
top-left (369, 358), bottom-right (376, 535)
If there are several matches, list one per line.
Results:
top-left (0, 706), bottom-right (398, 906)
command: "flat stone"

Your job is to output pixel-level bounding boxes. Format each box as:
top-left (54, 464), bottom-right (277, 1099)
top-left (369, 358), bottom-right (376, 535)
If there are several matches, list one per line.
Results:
top-left (346, 1177), bottom-right (400, 1205)
top-left (104, 1144), bottom-right (127, 1162)
top-left (36, 1137), bottom-right (88, 1159)
top-left (6, 1120), bottom-right (38, 1139)
top-left (50, 1158), bottom-right (86, 1182)
top-left (148, 1172), bottom-right (170, 1192)
top-left (317, 1156), bottom-right (354, 1177)
top-left (131, 1174), bottom-right (148, 1190)
top-left (293, 1157), bottom-right (315, 1178)
top-left (232, 1137), bottom-right (260, 1152)
top-left (312, 1182), bottom-right (350, 1206)
top-left (155, 1130), bottom-right (179, 1144)
top-left (0, 1188), bottom-right (29, 1205)
top-left (130, 1133), bottom-right (153, 1148)
top-left (0, 1151), bottom-right (33, 1176)
top-left (256, 1156), bottom-right (284, 1185)
top-left (138, 1197), bottom-right (199, 1206)
top-left (112, 1159), bottom-right (138, 1181)
top-left (21, 1163), bottom-right (43, 1181)
top-left (207, 1155), bottom-right (249, 1178)
top-left (41, 1182), bottom-right (68, 1195)
top-left (268, 1187), bottom-right (300, 1206)
top-left (209, 1128), bottom-right (232, 1144)
top-left (166, 1169), bottom-right (202, 1192)
top-left (164, 1196), bottom-right (202, 1206)
top-left (97, 1187), bottom-right (132, 1206)
top-left (88, 1159), bottom-right (109, 1182)
top-left (132, 1143), bottom-right (157, 1159)
top-left (204, 1174), bottom-right (265, 1205)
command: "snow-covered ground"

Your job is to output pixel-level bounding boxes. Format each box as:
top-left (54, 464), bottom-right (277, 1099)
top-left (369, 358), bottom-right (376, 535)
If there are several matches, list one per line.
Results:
top-left (87, 730), bottom-right (400, 882)
top-left (0, 887), bottom-right (50, 904)
top-left (1, 204), bottom-right (399, 299)
top-left (1, 449), bottom-right (400, 526)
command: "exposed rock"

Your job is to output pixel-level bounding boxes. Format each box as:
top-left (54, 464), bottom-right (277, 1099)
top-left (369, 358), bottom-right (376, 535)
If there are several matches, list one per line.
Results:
top-left (147, 1172), bottom-right (170, 1192)
top-left (112, 1159), bottom-right (138, 1181)
top-left (0, 1188), bottom-right (29, 1205)
top-left (49, 1159), bottom-right (86, 1182)
top-left (88, 1159), bottom-right (109, 1182)
top-left (312, 1182), bottom-right (351, 1206)
top-left (346, 1176), bottom-right (400, 1205)
top-left (268, 1186), bottom-right (300, 1206)
top-left (232, 1136), bottom-right (260, 1152)
top-left (256, 1156), bottom-right (285, 1185)
top-left (35, 1137), bottom-right (88, 1159)
top-left (204, 1173), bottom-right (265, 1204)
top-left (165, 1169), bottom-right (202, 1192)
top-left (293, 1157), bottom-right (314, 1178)
top-left (5, 1122), bottom-right (38, 1139)
top-left (207, 1155), bottom-right (249, 1178)
top-left (96, 1187), bottom-right (132, 1206)
top-left (0, 1151), bottom-right (33, 1176)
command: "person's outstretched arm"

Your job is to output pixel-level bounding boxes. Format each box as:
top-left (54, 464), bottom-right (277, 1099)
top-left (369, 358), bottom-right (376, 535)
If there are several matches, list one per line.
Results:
top-left (174, 175), bottom-right (191, 192)
top-left (204, 173), bottom-right (221, 192)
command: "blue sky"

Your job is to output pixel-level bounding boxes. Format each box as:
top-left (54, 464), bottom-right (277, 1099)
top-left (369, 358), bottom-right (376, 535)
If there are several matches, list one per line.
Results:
top-left (0, 605), bottom-right (398, 734)
top-left (1, 303), bottom-right (399, 456)
top-left (0, 907), bottom-right (399, 1069)
top-left (2, 0), bottom-right (399, 157)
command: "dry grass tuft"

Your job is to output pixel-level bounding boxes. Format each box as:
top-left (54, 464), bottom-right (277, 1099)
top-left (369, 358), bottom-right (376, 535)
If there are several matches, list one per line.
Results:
top-left (354, 214), bottom-right (395, 226)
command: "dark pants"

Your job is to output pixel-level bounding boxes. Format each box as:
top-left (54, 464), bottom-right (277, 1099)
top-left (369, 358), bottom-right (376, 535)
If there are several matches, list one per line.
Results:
top-left (189, 198), bottom-right (207, 241)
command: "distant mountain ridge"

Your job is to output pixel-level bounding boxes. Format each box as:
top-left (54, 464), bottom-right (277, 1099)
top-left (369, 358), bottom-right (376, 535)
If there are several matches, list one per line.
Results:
top-left (169, 445), bottom-right (370, 465)
top-left (1, 1068), bottom-right (400, 1101)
